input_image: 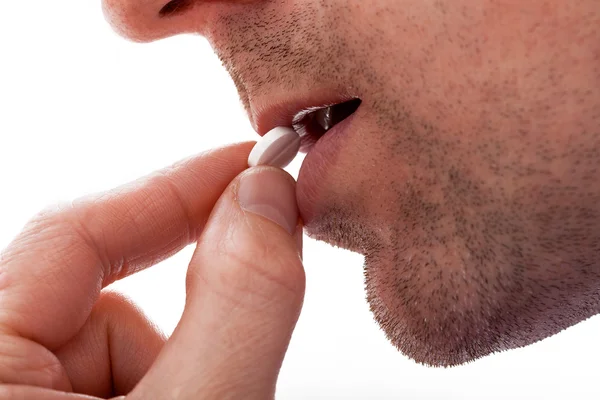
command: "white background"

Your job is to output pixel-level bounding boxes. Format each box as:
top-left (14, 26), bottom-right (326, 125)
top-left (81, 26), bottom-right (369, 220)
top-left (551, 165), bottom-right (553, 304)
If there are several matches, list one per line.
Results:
top-left (1, 1), bottom-right (599, 399)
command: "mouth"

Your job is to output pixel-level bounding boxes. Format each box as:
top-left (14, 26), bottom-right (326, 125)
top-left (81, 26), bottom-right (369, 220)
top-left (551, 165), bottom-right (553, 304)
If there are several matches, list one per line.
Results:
top-left (251, 93), bottom-right (363, 228)
top-left (253, 95), bottom-right (362, 154)
top-left (291, 98), bottom-right (362, 153)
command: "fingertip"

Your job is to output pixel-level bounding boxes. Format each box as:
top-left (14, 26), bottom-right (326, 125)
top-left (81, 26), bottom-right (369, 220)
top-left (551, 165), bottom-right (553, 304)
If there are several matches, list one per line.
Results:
top-left (237, 166), bottom-right (299, 235)
top-left (189, 164), bottom-right (304, 300)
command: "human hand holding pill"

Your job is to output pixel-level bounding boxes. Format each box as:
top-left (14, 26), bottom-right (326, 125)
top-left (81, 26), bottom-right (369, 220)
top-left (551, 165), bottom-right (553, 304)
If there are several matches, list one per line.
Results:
top-left (0, 142), bottom-right (304, 399)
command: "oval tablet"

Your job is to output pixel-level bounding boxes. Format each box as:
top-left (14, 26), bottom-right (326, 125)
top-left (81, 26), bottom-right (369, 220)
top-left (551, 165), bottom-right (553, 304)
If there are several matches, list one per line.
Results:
top-left (248, 126), bottom-right (300, 168)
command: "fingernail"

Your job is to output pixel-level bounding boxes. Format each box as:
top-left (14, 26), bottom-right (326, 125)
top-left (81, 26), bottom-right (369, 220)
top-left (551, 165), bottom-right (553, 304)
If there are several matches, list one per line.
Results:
top-left (238, 167), bottom-right (298, 235)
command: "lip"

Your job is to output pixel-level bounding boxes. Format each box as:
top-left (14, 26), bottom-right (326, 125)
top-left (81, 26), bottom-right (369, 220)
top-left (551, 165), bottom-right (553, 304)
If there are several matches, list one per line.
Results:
top-left (251, 90), bottom-right (357, 136)
top-left (295, 109), bottom-right (359, 226)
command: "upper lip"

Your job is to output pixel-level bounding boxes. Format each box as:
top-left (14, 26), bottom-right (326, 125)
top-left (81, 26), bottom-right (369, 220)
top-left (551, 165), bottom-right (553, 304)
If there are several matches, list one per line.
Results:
top-left (249, 90), bottom-right (358, 137)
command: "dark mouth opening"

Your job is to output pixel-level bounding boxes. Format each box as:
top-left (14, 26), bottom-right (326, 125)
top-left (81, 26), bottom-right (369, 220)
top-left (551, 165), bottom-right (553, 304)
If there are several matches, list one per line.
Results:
top-left (293, 98), bottom-right (362, 152)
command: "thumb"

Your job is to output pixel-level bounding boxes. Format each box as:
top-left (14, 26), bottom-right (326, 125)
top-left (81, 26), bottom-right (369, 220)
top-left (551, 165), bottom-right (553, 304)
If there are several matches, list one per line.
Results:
top-left (130, 167), bottom-right (305, 400)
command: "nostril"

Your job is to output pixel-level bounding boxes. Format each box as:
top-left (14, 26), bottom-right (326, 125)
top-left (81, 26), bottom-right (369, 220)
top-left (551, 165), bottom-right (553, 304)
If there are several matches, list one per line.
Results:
top-left (102, 0), bottom-right (202, 42)
top-left (159, 0), bottom-right (191, 17)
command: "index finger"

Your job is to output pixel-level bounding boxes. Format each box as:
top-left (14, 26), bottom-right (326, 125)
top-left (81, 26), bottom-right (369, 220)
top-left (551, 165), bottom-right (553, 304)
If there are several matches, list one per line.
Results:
top-left (0, 142), bottom-right (253, 349)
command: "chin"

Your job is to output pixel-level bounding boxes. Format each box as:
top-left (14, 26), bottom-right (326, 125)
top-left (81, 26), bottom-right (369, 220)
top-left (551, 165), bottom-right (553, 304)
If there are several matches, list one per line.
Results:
top-left (305, 201), bottom-right (600, 367)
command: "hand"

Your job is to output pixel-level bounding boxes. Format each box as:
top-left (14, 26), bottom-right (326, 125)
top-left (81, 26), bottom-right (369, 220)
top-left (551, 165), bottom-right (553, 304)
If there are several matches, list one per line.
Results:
top-left (0, 142), bottom-right (305, 399)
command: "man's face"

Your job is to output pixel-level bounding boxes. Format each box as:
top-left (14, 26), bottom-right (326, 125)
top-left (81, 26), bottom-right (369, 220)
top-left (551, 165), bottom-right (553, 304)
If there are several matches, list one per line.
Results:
top-left (104, 0), bottom-right (600, 366)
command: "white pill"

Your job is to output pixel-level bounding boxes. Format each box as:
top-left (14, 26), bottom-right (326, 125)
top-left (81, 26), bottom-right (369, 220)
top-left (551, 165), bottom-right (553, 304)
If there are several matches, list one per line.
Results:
top-left (248, 126), bottom-right (300, 168)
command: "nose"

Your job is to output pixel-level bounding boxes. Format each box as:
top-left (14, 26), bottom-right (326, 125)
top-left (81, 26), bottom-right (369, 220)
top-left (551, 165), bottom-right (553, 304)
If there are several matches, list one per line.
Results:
top-left (102, 0), bottom-right (214, 42)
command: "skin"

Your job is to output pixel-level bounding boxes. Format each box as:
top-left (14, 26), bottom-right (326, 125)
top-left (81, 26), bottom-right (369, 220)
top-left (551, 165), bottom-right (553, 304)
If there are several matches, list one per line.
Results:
top-left (1, 0), bottom-right (599, 398)
top-left (105, 0), bottom-right (600, 366)
top-left (0, 145), bottom-right (305, 399)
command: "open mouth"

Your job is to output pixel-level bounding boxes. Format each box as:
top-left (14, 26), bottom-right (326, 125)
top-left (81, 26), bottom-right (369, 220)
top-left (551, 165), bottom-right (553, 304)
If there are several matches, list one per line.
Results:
top-left (292, 98), bottom-right (362, 153)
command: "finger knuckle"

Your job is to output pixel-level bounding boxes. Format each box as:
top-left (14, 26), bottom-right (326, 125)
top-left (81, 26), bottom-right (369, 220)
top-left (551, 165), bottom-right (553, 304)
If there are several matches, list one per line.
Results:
top-left (191, 237), bottom-right (305, 311)
top-left (2, 202), bottom-right (98, 271)
top-left (94, 291), bottom-right (136, 320)
top-left (0, 335), bottom-right (66, 390)
top-left (31, 202), bottom-right (110, 279)
top-left (226, 245), bottom-right (304, 297)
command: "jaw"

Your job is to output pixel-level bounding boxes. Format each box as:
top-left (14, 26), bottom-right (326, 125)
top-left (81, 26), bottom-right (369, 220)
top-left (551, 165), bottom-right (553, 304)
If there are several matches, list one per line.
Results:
top-left (296, 118), bottom-right (600, 367)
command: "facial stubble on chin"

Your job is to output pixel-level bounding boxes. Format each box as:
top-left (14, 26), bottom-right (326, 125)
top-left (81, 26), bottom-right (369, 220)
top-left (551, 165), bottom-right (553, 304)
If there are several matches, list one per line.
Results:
top-left (211, 2), bottom-right (600, 367)
top-left (309, 149), bottom-right (600, 367)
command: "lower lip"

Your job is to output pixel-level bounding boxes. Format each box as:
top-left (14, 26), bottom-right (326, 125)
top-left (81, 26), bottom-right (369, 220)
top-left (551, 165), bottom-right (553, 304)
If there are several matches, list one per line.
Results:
top-left (296, 112), bottom-right (358, 225)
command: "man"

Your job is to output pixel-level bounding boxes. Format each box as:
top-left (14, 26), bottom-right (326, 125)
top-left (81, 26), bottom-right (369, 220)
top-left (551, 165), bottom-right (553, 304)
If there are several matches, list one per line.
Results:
top-left (0, 0), bottom-right (598, 398)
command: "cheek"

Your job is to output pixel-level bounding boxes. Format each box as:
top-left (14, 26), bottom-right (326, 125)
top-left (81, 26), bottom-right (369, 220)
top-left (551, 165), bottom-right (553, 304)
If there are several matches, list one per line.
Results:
top-left (371, 0), bottom-right (599, 147)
